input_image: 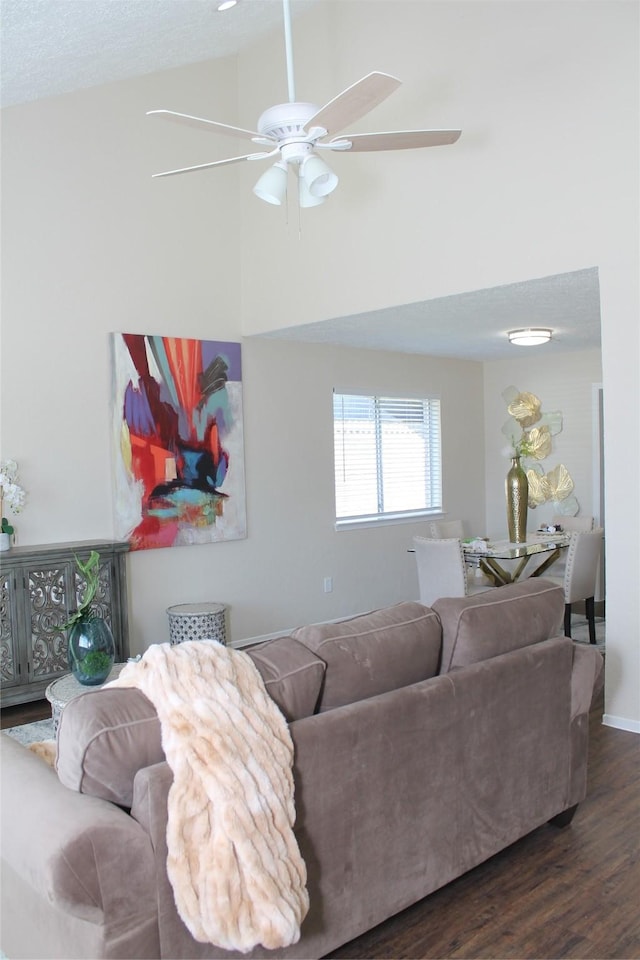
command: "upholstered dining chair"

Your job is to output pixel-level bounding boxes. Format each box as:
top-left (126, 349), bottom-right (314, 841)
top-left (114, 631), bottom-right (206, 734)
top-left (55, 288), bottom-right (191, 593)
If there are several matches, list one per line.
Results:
top-left (428, 519), bottom-right (466, 539)
top-left (545, 515), bottom-right (596, 580)
top-left (546, 527), bottom-right (604, 644)
top-left (413, 536), bottom-right (493, 607)
top-left (553, 514), bottom-right (594, 532)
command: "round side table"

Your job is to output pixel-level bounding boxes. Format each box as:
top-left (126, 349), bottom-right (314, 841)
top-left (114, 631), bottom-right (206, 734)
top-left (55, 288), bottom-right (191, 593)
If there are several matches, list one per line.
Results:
top-left (166, 602), bottom-right (227, 646)
top-left (45, 663), bottom-right (126, 736)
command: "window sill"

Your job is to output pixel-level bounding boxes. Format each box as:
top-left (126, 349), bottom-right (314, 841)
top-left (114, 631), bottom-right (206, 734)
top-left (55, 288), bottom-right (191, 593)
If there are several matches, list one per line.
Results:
top-left (335, 511), bottom-right (443, 531)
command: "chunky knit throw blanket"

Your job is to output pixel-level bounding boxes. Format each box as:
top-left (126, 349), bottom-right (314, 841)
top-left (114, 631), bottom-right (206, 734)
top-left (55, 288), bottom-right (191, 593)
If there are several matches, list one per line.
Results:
top-left (107, 640), bottom-right (309, 953)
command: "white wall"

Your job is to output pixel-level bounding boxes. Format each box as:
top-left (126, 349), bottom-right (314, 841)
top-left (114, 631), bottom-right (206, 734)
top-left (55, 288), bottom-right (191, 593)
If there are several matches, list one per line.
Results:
top-left (103, 338), bottom-right (487, 649)
top-left (0, 56), bottom-right (243, 541)
top-left (1, 1), bottom-right (637, 728)
top-left (237, 1), bottom-right (636, 330)
top-left (0, 60), bottom-right (485, 648)
top-left (236, 0), bottom-right (639, 730)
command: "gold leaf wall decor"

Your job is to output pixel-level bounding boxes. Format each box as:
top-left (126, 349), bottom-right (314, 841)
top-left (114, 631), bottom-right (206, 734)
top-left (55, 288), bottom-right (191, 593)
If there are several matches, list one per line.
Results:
top-left (526, 463), bottom-right (575, 509)
top-left (507, 392), bottom-right (542, 428)
top-left (541, 410), bottom-right (563, 436)
top-left (546, 463), bottom-right (574, 502)
top-left (526, 426), bottom-right (553, 460)
top-left (503, 386), bottom-right (579, 516)
top-left (527, 468), bottom-right (550, 507)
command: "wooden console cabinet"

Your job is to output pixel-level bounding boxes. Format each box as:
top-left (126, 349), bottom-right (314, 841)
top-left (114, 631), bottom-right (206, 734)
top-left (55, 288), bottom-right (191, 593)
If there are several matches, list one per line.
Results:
top-left (0, 540), bottom-right (129, 707)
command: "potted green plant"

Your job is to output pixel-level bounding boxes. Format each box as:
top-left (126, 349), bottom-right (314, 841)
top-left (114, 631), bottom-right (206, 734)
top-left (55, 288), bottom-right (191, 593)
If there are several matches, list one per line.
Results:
top-left (63, 551), bottom-right (115, 685)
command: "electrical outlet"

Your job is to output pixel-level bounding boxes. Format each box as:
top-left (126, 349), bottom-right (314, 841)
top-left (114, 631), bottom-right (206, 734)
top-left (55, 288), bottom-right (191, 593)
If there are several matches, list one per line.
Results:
top-left (323, 576), bottom-right (333, 593)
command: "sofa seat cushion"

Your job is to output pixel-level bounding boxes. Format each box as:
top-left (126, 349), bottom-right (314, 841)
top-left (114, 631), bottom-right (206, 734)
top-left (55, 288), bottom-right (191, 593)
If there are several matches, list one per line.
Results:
top-left (433, 578), bottom-right (565, 673)
top-left (291, 602), bottom-right (442, 712)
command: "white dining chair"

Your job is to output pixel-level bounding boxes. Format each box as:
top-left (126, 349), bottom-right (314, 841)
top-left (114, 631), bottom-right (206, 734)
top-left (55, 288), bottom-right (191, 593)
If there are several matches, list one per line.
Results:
top-left (428, 519), bottom-right (465, 539)
top-left (544, 515), bottom-right (596, 580)
top-left (553, 515), bottom-right (594, 532)
top-left (413, 536), bottom-right (493, 607)
top-left (427, 520), bottom-right (479, 571)
top-left (546, 528), bottom-right (604, 643)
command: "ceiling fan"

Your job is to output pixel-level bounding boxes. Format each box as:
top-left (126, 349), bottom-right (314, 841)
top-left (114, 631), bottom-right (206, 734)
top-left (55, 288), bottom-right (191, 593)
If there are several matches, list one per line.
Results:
top-left (147, 0), bottom-right (461, 207)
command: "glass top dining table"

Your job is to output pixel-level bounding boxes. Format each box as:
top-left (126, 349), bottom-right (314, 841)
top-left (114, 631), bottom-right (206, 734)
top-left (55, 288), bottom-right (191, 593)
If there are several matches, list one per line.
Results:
top-left (463, 534), bottom-right (571, 586)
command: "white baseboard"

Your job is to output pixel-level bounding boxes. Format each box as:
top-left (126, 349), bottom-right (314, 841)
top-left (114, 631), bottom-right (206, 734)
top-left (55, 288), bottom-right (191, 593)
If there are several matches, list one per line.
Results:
top-left (230, 629), bottom-right (293, 650)
top-left (602, 713), bottom-right (640, 734)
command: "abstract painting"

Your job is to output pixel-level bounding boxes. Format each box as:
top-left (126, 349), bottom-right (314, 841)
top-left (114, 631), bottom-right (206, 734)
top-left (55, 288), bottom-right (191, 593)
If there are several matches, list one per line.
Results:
top-left (111, 333), bottom-right (246, 551)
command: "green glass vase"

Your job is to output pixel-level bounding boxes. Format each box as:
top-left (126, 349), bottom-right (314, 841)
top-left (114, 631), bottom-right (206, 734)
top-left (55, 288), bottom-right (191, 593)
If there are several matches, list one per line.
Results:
top-left (506, 456), bottom-right (529, 543)
top-left (67, 614), bottom-right (115, 686)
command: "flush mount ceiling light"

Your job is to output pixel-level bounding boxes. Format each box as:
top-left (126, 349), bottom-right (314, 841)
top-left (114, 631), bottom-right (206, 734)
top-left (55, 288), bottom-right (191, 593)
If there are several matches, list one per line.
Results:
top-left (508, 328), bottom-right (553, 346)
top-left (217, 1), bottom-right (237, 11)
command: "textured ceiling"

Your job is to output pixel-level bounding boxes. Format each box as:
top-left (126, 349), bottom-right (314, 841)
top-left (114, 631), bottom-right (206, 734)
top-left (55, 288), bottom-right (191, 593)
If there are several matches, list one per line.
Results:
top-left (259, 268), bottom-right (602, 362)
top-left (0, 0), bottom-right (317, 108)
top-left (0, 3), bottom-right (602, 361)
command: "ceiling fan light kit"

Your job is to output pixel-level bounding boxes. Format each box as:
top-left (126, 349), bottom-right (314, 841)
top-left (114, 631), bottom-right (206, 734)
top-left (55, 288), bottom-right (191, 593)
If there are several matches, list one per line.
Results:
top-left (301, 155), bottom-right (338, 197)
top-left (253, 161), bottom-right (289, 205)
top-left (148, 0), bottom-right (461, 207)
top-left (508, 328), bottom-right (553, 346)
top-left (298, 172), bottom-right (325, 208)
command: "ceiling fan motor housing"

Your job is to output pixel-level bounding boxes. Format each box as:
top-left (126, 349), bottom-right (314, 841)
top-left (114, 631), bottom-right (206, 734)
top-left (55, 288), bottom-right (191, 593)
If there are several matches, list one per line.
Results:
top-left (257, 102), bottom-right (320, 141)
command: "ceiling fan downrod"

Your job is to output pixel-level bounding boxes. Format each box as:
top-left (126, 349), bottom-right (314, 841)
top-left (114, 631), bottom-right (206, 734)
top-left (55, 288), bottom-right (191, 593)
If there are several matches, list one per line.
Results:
top-left (282, 0), bottom-right (296, 103)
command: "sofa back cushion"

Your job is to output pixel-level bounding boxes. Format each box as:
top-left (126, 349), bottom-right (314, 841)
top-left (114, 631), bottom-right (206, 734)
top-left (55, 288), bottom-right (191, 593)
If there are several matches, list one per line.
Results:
top-left (57, 686), bottom-right (163, 808)
top-left (433, 578), bottom-right (565, 673)
top-left (291, 602), bottom-right (442, 712)
top-left (56, 638), bottom-right (326, 806)
top-left (245, 636), bottom-right (326, 722)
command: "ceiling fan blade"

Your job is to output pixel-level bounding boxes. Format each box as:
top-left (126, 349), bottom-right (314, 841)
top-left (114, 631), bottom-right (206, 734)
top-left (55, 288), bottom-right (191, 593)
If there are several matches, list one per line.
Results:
top-left (151, 151), bottom-right (274, 179)
top-left (147, 109), bottom-right (266, 143)
top-left (306, 72), bottom-right (402, 137)
top-left (329, 129), bottom-right (462, 152)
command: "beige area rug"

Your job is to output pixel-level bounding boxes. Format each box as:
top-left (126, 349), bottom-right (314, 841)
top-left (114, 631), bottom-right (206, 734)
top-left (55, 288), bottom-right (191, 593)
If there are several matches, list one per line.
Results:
top-left (3, 718), bottom-right (54, 745)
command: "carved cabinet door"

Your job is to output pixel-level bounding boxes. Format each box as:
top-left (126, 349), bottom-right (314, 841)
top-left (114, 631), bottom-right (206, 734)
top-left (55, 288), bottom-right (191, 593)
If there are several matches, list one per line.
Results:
top-left (0, 541), bottom-right (129, 706)
top-left (0, 568), bottom-right (20, 686)
top-left (27, 555), bottom-right (118, 683)
top-left (26, 561), bottom-right (73, 682)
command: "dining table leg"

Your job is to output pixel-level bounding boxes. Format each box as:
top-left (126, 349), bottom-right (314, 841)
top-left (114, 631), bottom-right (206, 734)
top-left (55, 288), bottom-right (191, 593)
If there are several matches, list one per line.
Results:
top-left (479, 554), bottom-right (534, 586)
top-left (529, 547), bottom-right (561, 578)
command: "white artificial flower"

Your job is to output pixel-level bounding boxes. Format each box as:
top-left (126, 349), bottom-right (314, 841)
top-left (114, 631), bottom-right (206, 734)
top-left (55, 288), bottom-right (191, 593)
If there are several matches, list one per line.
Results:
top-left (0, 460), bottom-right (26, 515)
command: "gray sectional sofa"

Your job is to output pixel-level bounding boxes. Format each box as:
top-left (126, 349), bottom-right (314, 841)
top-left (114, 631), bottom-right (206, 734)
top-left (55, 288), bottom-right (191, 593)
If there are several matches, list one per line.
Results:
top-left (0, 578), bottom-right (604, 960)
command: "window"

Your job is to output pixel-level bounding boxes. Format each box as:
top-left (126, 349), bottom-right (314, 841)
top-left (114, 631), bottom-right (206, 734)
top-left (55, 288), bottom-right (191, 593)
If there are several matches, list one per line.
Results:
top-left (333, 393), bottom-right (442, 524)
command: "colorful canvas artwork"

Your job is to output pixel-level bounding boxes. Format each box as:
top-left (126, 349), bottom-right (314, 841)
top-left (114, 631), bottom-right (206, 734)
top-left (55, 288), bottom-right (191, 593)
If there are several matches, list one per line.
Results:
top-left (111, 334), bottom-right (246, 551)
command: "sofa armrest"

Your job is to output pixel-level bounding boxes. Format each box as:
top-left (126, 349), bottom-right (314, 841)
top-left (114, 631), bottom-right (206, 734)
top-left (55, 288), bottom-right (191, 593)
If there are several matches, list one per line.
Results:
top-left (571, 643), bottom-right (604, 720)
top-left (563, 643), bottom-right (604, 810)
top-left (1, 734), bottom-right (159, 956)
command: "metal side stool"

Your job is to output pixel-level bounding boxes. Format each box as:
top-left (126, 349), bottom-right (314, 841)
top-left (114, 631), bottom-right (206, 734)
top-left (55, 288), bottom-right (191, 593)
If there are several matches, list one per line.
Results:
top-left (166, 602), bottom-right (227, 646)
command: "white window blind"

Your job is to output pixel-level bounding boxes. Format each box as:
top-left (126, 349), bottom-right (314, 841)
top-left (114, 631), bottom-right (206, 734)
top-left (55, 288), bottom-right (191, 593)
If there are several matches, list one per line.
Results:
top-left (333, 393), bottom-right (442, 523)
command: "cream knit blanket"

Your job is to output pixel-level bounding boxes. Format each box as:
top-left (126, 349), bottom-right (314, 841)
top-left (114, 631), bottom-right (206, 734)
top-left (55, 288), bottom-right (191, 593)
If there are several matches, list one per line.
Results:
top-left (107, 640), bottom-right (309, 953)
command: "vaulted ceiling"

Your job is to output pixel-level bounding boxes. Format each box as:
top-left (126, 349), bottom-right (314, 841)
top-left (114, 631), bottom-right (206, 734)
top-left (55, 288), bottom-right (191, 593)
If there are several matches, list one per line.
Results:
top-left (1, 0), bottom-right (602, 361)
top-left (0, 0), bottom-right (318, 108)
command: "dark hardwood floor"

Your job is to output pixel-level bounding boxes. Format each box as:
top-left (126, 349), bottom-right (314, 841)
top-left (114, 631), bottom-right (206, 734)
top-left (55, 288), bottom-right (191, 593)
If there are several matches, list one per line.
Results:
top-left (326, 691), bottom-right (640, 960)
top-left (2, 685), bottom-right (638, 959)
top-left (0, 697), bottom-right (51, 729)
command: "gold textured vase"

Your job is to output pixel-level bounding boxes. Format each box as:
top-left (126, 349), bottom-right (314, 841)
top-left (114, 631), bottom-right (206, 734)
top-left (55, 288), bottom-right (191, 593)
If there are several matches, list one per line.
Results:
top-left (506, 456), bottom-right (528, 543)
